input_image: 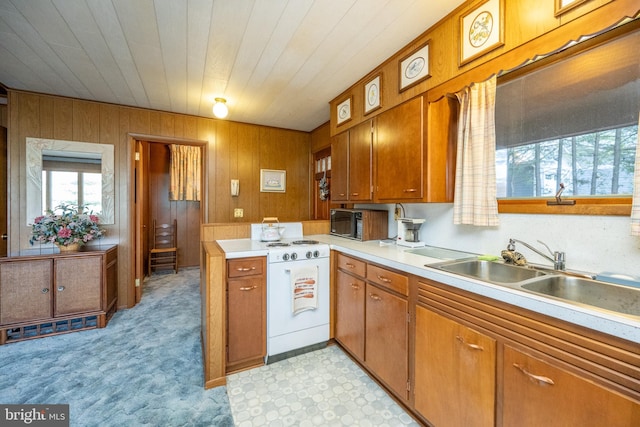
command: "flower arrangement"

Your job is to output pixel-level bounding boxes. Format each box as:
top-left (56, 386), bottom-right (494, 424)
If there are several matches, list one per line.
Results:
top-left (30, 204), bottom-right (105, 247)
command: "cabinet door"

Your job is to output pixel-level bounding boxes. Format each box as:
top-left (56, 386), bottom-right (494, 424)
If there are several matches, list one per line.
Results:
top-left (349, 120), bottom-right (373, 201)
top-left (375, 96), bottom-right (423, 201)
top-left (365, 283), bottom-right (408, 400)
top-left (55, 256), bottom-right (102, 316)
top-left (335, 270), bottom-right (365, 361)
top-left (0, 260), bottom-right (52, 324)
top-left (503, 345), bottom-right (640, 427)
top-left (331, 131), bottom-right (349, 202)
top-left (414, 306), bottom-right (496, 427)
top-left (227, 277), bottom-right (265, 365)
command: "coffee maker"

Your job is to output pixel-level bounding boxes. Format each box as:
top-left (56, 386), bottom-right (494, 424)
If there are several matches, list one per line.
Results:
top-left (397, 218), bottom-right (426, 248)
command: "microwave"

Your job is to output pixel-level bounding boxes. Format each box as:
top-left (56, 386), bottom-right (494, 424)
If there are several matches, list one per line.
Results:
top-left (330, 208), bottom-right (388, 241)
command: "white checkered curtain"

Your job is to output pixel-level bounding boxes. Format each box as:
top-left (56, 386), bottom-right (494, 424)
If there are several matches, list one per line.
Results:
top-left (631, 113), bottom-right (640, 236)
top-left (453, 75), bottom-right (499, 226)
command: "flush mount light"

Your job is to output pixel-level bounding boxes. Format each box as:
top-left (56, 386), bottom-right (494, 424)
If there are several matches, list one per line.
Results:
top-left (212, 97), bottom-right (229, 119)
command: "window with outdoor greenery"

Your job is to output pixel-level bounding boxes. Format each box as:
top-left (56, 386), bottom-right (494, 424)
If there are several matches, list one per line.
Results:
top-left (495, 28), bottom-right (639, 201)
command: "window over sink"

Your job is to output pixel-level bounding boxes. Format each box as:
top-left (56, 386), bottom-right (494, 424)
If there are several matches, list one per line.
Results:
top-left (494, 24), bottom-right (639, 215)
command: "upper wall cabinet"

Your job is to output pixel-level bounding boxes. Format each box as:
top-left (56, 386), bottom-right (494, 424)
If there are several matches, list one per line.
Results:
top-left (331, 120), bottom-right (373, 203)
top-left (375, 97), bottom-right (424, 201)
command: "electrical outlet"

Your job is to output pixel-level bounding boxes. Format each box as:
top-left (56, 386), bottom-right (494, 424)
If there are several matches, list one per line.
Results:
top-left (234, 208), bottom-right (244, 218)
top-left (394, 207), bottom-right (401, 220)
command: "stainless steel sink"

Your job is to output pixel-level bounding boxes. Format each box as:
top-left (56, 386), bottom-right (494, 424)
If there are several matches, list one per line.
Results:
top-left (435, 259), bottom-right (548, 284)
top-left (520, 276), bottom-right (640, 317)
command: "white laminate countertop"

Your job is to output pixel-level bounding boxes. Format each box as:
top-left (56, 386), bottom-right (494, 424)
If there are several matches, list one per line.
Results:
top-left (216, 234), bottom-right (640, 344)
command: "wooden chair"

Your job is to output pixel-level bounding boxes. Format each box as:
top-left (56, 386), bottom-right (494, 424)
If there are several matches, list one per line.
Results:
top-left (148, 219), bottom-right (178, 274)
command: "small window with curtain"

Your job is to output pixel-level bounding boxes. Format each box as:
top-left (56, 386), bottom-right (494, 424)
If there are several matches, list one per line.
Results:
top-left (495, 27), bottom-right (639, 206)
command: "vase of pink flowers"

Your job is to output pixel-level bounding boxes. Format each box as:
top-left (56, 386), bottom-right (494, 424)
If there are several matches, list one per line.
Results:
top-left (30, 204), bottom-right (105, 250)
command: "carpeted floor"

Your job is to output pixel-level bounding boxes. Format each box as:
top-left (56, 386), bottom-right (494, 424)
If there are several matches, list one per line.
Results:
top-left (0, 268), bottom-right (234, 427)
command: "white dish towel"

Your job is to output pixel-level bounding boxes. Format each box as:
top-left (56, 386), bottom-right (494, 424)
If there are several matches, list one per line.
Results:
top-left (290, 265), bottom-right (318, 315)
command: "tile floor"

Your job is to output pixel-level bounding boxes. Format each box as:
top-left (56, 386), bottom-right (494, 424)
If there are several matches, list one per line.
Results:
top-left (227, 345), bottom-right (420, 427)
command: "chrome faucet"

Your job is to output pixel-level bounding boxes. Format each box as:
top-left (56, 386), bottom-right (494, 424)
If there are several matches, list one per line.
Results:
top-left (507, 238), bottom-right (566, 271)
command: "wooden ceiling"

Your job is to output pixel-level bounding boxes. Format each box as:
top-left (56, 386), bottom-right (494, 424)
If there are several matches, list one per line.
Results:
top-left (0, 0), bottom-right (465, 131)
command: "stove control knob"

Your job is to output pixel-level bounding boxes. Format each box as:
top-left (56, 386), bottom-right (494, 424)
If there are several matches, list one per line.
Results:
top-left (291, 252), bottom-right (298, 260)
top-left (306, 251), bottom-right (313, 259)
top-left (282, 253), bottom-right (290, 261)
top-left (313, 250), bottom-right (320, 258)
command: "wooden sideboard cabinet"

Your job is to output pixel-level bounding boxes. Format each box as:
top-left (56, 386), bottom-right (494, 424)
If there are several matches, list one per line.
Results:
top-left (0, 245), bottom-right (118, 344)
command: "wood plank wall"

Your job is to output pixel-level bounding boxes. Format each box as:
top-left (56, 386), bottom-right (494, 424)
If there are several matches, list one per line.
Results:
top-left (7, 91), bottom-right (311, 308)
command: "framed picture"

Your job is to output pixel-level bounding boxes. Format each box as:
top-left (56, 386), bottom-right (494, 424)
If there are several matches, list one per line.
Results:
top-left (555, 0), bottom-right (589, 16)
top-left (260, 169), bottom-right (286, 192)
top-left (364, 74), bottom-right (382, 114)
top-left (459, 0), bottom-right (504, 67)
top-left (399, 41), bottom-right (430, 92)
top-left (336, 97), bottom-right (352, 125)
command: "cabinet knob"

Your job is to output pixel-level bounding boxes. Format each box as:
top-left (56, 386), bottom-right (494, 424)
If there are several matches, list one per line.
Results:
top-left (369, 293), bottom-right (381, 301)
top-left (57, 286), bottom-right (65, 292)
top-left (377, 275), bottom-right (391, 283)
top-left (513, 363), bottom-right (555, 386)
top-left (41, 288), bottom-right (49, 294)
top-left (455, 335), bottom-right (484, 351)
top-left (1, 233), bottom-right (7, 240)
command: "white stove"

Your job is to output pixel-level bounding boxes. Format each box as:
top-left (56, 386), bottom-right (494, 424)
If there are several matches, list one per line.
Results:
top-left (250, 222), bottom-right (330, 362)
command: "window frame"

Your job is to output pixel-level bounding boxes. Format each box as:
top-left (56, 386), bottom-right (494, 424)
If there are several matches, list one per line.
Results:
top-left (494, 23), bottom-right (638, 216)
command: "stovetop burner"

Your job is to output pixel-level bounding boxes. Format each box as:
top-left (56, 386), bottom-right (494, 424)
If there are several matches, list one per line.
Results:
top-left (267, 242), bottom-right (290, 247)
top-left (292, 240), bottom-right (320, 245)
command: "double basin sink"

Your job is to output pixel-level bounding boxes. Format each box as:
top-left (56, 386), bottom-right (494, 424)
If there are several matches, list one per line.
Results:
top-left (428, 258), bottom-right (640, 319)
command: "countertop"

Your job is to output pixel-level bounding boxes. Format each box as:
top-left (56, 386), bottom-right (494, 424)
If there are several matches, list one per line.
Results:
top-left (216, 234), bottom-right (640, 344)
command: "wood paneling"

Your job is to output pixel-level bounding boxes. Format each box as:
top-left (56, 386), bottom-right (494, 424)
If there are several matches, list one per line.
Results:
top-left (8, 90), bottom-right (311, 309)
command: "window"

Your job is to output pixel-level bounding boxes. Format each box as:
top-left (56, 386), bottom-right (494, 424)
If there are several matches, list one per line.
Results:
top-left (41, 154), bottom-right (102, 214)
top-left (494, 26), bottom-right (639, 213)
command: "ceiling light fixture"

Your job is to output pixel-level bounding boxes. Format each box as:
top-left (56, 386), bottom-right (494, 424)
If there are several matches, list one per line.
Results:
top-left (212, 97), bottom-right (229, 119)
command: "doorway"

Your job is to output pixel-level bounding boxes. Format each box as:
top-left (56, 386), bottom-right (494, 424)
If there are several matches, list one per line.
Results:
top-left (132, 136), bottom-right (206, 304)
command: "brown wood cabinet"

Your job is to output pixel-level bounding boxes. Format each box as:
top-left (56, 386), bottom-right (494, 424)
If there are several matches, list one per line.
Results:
top-left (415, 277), bottom-right (640, 427)
top-left (330, 120), bottom-right (373, 203)
top-left (334, 252), bottom-right (410, 402)
top-left (375, 96), bottom-right (424, 201)
top-left (414, 306), bottom-right (496, 427)
top-left (0, 245), bottom-right (118, 344)
top-left (502, 344), bottom-right (640, 427)
top-left (226, 257), bottom-right (266, 372)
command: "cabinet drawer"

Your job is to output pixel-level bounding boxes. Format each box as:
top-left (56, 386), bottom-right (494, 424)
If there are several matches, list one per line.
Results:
top-left (227, 258), bottom-right (264, 278)
top-left (367, 264), bottom-right (408, 296)
top-left (337, 253), bottom-right (366, 277)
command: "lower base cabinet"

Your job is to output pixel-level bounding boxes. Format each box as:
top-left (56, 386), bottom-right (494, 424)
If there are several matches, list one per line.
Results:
top-left (503, 344), bottom-right (640, 426)
top-left (414, 306), bottom-right (496, 427)
top-left (226, 257), bottom-right (266, 372)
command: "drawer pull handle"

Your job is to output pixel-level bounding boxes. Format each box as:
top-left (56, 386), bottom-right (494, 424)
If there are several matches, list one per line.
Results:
top-left (236, 267), bottom-right (256, 272)
top-left (403, 188), bottom-right (417, 193)
top-left (376, 275), bottom-right (391, 283)
top-left (351, 192), bottom-right (359, 196)
top-left (455, 336), bottom-right (484, 351)
top-left (41, 288), bottom-right (49, 294)
top-left (57, 286), bottom-right (65, 292)
top-left (369, 293), bottom-right (381, 301)
top-left (239, 286), bottom-right (257, 291)
top-left (350, 283), bottom-right (360, 290)
top-left (345, 263), bottom-right (356, 268)
top-left (513, 363), bottom-right (555, 386)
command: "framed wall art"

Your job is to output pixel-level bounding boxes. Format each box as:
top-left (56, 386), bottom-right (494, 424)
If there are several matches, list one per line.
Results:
top-left (336, 96), bottom-right (352, 125)
top-left (260, 169), bottom-right (286, 193)
top-left (555, 0), bottom-right (589, 16)
top-left (459, 0), bottom-right (504, 67)
top-left (364, 74), bottom-right (382, 114)
top-left (399, 41), bottom-right (430, 92)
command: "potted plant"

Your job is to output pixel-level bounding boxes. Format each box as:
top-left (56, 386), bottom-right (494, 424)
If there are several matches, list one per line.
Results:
top-left (30, 204), bottom-right (105, 251)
